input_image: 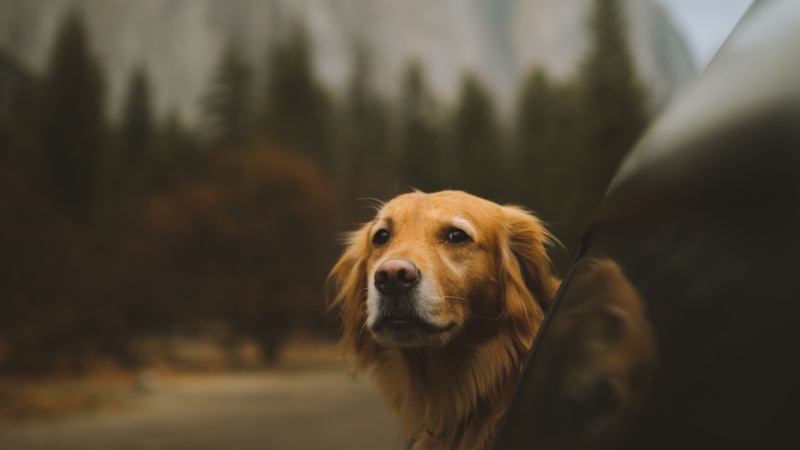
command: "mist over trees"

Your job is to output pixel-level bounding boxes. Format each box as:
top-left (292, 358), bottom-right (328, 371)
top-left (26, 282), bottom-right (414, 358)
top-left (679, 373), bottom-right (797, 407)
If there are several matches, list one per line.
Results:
top-left (0, 0), bottom-right (648, 374)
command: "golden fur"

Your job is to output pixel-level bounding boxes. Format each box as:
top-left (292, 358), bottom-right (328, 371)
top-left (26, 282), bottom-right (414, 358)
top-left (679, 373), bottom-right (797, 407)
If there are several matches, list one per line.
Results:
top-left (328, 191), bottom-right (560, 449)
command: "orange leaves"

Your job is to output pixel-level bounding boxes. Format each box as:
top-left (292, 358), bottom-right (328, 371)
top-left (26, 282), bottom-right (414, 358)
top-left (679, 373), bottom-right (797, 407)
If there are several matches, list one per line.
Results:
top-left (142, 142), bottom-right (338, 241)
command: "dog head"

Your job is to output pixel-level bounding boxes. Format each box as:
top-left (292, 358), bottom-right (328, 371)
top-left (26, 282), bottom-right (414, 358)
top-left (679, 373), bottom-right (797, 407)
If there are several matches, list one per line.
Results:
top-left (529, 258), bottom-right (657, 447)
top-left (328, 191), bottom-right (559, 366)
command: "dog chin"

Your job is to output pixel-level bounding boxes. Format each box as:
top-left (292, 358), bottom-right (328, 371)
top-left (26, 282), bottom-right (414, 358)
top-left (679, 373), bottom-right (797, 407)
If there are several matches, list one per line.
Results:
top-left (370, 316), bottom-right (457, 348)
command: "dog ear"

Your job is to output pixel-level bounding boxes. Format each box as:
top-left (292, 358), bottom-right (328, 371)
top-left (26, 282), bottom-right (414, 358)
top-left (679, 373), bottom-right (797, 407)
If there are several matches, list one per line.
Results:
top-left (326, 222), bottom-right (375, 369)
top-left (499, 206), bottom-right (560, 343)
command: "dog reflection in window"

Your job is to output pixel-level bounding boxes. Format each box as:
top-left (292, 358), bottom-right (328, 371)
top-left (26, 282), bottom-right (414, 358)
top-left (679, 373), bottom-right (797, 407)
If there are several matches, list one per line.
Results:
top-left (528, 258), bottom-right (657, 449)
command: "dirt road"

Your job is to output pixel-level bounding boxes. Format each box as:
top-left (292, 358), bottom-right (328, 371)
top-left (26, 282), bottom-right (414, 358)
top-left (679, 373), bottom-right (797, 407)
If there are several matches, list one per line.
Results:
top-left (0, 367), bottom-right (405, 450)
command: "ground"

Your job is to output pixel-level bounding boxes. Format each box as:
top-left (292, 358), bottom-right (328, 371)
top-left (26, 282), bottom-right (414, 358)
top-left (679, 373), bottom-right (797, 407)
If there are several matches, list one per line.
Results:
top-left (0, 366), bottom-right (405, 450)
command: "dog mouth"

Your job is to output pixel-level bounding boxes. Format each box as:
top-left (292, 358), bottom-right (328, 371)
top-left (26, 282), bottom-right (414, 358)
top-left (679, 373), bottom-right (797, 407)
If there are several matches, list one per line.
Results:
top-left (371, 315), bottom-right (456, 334)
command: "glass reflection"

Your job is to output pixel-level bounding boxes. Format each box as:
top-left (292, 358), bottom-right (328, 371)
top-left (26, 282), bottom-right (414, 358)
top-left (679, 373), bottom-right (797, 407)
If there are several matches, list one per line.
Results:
top-left (524, 258), bottom-right (656, 449)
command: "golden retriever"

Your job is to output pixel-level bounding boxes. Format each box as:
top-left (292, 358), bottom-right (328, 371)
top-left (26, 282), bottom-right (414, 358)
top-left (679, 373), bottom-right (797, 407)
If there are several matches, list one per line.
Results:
top-left (524, 258), bottom-right (657, 449)
top-left (327, 190), bottom-right (560, 449)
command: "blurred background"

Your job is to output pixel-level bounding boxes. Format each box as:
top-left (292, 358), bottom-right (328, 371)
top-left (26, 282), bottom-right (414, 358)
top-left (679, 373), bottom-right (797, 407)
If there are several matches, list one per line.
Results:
top-left (0, 0), bottom-right (750, 448)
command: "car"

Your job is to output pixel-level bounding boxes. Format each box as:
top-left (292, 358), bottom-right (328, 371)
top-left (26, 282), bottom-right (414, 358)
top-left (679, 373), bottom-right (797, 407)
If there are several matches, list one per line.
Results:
top-left (493, 0), bottom-right (800, 448)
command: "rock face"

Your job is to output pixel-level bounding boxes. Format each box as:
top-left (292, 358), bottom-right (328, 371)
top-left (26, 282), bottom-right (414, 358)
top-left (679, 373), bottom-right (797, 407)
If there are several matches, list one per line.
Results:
top-left (0, 0), bottom-right (694, 123)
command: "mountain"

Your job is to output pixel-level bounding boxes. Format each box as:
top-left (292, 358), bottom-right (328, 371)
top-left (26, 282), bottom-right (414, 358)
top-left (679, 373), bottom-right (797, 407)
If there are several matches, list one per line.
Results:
top-left (0, 0), bottom-right (695, 124)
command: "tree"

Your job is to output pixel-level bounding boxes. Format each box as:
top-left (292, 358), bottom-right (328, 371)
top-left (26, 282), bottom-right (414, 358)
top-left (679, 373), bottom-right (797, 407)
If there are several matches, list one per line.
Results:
top-left (201, 38), bottom-right (253, 147)
top-left (398, 61), bottom-right (443, 193)
top-left (516, 0), bottom-right (648, 272)
top-left (451, 74), bottom-right (502, 199)
top-left (577, 0), bottom-right (648, 206)
top-left (141, 142), bottom-right (341, 365)
top-left (340, 41), bottom-right (390, 199)
top-left (150, 110), bottom-right (203, 188)
top-left (515, 71), bottom-right (582, 217)
top-left (517, 70), bottom-right (567, 199)
top-left (120, 66), bottom-right (154, 164)
top-left (0, 49), bottom-right (40, 152)
top-left (261, 22), bottom-right (331, 165)
top-left (41, 10), bottom-right (106, 220)
top-left (116, 66), bottom-right (155, 198)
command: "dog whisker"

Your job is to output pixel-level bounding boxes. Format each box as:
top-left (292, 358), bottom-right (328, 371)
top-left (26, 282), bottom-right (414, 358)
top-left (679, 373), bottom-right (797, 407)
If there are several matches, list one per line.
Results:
top-left (469, 313), bottom-right (503, 321)
top-left (444, 295), bottom-right (479, 307)
top-left (356, 194), bottom-right (387, 213)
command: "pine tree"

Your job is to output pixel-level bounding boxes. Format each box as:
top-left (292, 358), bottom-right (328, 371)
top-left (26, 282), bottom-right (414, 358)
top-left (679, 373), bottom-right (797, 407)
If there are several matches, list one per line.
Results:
top-left (0, 50), bottom-right (39, 147)
top-left (452, 74), bottom-right (501, 199)
top-left (151, 111), bottom-right (202, 188)
top-left (341, 41), bottom-right (389, 196)
top-left (120, 66), bottom-right (154, 164)
top-left (261, 22), bottom-right (330, 164)
top-left (515, 70), bottom-right (587, 270)
top-left (521, 0), bottom-right (648, 271)
top-left (41, 10), bottom-right (106, 220)
top-left (515, 70), bottom-right (581, 217)
top-left (201, 38), bottom-right (253, 147)
top-left (578, 0), bottom-right (648, 201)
top-left (398, 62), bottom-right (443, 193)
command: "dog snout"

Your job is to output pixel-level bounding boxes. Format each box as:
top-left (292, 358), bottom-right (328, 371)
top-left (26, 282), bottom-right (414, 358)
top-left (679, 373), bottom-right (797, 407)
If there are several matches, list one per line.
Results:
top-left (374, 259), bottom-right (419, 296)
top-left (570, 372), bottom-right (625, 418)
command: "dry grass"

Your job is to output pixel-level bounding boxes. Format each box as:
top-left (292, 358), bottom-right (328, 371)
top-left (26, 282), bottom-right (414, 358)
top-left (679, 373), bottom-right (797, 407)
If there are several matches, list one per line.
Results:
top-left (0, 337), bottom-right (343, 423)
top-left (278, 337), bottom-right (342, 369)
top-left (0, 370), bottom-right (135, 423)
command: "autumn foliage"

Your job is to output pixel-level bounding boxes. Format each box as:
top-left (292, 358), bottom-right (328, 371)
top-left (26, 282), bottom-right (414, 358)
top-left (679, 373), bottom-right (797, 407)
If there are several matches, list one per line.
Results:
top-left (141, 143), bottom-right (340, 364)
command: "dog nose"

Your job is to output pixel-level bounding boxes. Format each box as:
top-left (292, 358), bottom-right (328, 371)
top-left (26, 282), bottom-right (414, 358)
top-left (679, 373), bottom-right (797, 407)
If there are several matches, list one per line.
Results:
top-left (574, 373), bottom-right (625, 417)
top-left (374, 259), bottom-right (419, 295)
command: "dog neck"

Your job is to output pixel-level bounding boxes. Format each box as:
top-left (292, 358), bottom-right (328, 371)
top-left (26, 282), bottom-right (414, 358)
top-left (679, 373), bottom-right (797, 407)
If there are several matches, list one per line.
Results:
top-left (369, 325), bottom-right (530, 449)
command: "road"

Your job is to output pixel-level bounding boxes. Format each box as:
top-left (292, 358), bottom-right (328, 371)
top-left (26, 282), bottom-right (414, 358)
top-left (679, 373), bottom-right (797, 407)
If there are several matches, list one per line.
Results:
top-left (0, 367), bottom-right (405, 450)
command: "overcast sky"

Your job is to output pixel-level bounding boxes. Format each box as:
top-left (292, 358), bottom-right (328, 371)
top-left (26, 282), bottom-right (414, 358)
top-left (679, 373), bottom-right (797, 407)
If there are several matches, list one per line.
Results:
top-left (655, 0), bottom-right (755, 69)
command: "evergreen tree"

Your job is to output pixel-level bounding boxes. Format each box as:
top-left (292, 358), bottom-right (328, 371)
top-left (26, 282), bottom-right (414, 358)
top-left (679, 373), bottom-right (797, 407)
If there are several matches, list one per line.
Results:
top-left (0, 50), bottom-right (40, 149)
top-left (151, 111), bottom-right (202, 188)
top-left (100, 65), bottom-right (156, 205)
top-left (515, 70), bottom-right (581, 218)
top-left (398, 61), bottom-right (442, 193)
top-left (261, 22), bottom-right (330, 164)
top-left (578, 0), bottom-right (648, 202)
top-left (41, 10), bottom-right (106, 220)
top-left (519, 0), bottom-right (648, 272)
top-left (341, 41), bottom-right (389, 196)
top-left (201, 38), bottom-right (253, 147)
top-left (451, 74), bottom-right (501, 199)
top-left (120, 66), bottom-right (154, 164)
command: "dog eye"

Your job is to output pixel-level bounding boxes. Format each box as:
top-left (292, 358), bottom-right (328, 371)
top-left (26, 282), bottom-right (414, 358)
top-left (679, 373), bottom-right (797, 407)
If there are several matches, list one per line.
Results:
top-left (373, 229), bottom-right (390, 245)
top-left (447, 228), bottom-right (471, 244)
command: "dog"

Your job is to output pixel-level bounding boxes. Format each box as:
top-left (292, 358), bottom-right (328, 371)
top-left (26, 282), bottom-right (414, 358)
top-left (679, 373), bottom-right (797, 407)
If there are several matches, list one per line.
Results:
top-left (524, 258), bottom-right (657, 449)
top-left (327, 190), bottom-right (560, 449)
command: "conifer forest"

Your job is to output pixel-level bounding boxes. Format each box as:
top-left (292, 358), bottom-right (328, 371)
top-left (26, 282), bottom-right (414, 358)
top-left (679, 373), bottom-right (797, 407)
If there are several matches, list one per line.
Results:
top-left (0, 0), bottom-right (650, 374)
